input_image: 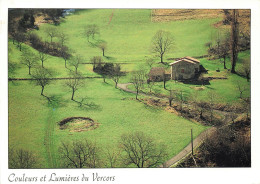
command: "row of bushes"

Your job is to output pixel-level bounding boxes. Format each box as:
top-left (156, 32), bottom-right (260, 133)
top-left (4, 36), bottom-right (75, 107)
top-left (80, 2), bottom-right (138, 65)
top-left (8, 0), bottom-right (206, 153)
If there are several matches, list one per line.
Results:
top-left (27, 32), bottom-right (71, 58)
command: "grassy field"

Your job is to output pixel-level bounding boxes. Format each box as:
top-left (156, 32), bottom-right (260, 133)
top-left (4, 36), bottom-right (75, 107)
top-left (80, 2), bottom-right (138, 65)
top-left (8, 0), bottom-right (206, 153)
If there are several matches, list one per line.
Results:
top-left (8, 9), bottom-right (250, 168)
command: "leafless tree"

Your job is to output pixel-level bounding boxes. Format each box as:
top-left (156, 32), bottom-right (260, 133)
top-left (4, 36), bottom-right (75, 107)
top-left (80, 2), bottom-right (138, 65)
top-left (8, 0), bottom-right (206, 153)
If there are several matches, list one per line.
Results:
top-left (84, 24), bottom-right (100, 42)
top-left (151, 30), bottom-right (174, 63)
top-left (65, 73), bottom-right (84, 100)
top-left (69, 54), bottom-right (83, 74)
top-left (119, 131), bottom-right (168, 168)
top-left (109, 64), bottom-right (122, 88)
top-left (98, 42), bottom-right (107, 56)
top-left (168, 90), bottom-right (174, 107)
top-left (131, 70), bottom-right (146, 100)
top-left (58, 32), bottom-right (68, 47)
top-left (218, 36), bottom-right (230, 69)
top-left (105, 148), bottom-right (121, 168)
top-left (59, 139), bottom-right (101, 168)
top-left (32, 67), bottom-right (52, 96)
top-left (45, 26), bottom-right (58, 43)
top-left (236, 82), bottom-right (248, 99)
top-left (175, 89), bottom-right (185, 113)
top-left (238, 59), bottom-right (250, 82)
top-left (146, 58), bottom-right (155, 69)
top-left (9, 148), bottom-right (38, 169)
top-left (14, 32), bottom-right (27, 51)
top-left (191, 90), bottom-right (205, 118)
top-left (20, 49), bottom-right (38, 75)
top-left (38, 51), bottom-right (49, 68)
top-left (147, 78), bottom-right (155, 93)
top-left (60, 46), bottom-right (71, 68)
top-left (207, 91), bottom-right (218, 124)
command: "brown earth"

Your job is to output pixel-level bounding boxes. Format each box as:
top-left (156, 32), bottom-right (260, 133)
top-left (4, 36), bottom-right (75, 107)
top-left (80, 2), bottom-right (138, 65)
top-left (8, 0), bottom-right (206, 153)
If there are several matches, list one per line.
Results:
top-left (151, 9), bottom-right (250, 34)
top-left (58, 117), bottom-right (100, 132)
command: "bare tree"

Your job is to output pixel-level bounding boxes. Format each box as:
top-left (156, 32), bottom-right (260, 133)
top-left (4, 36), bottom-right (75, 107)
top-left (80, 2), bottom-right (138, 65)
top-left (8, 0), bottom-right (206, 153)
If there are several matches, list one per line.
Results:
top-left (146, 58), bottom-right (155, 69)
top-left (230, 9), bottom-right (239, 73)
top-left (98, 42), bottom-right (107, 56)
top-left (191, 90), bottom-right (205, 118)
top-left (45, 27), bottom-right (57, 43)
top-left (20, 49), bottom-right (38, 75)
top-left (65, 73), bottom-right (84, 100)
top-left (151, 30), bottom-right (174, 63)
top-left (238, 59), bottom-right (250, 82)
top-left (168, 90), bottom-right (174, 107)
top-left (109, 64), bottom-right (122, 88)
top-left (207, 91), bottom-right (217, 124)
top-left (147, 78), bottom-right (155, 93)
top-left (236, 82), bottom-right (247, 99)
top-left (218, 36), bottom-right (230, 69)
top-left (131, 70), bottom-right (146, 100)
top-left (69, 54), bottom-right (83, 74)
top-left (38, 51), bottom-right (49, 68)
top-left (119, 131), bottom-right (168, 168)
top-left (105, 148), bottom-right (121, 168)
top-left (14, 32), bottom-right (26, 51)
top-left (84, 24), bottom-right (100, 42)
top-left (32, 67), bottom-right (52, 96)
top-left (60, 46), bottom-right (71, 68)
top-left (59, 139), bottom-right (101, 168)
top-left (9, 148), bottom-right (38, 169)
top-left (58, 32), bottom-right (68, 47)
top-left (175, 89), bottom-right (185, 113)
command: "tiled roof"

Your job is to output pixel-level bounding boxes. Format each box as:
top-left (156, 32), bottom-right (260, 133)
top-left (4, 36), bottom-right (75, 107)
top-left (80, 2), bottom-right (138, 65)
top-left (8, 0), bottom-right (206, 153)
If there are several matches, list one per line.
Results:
top-left (170, 56), bottom-right (200, 65)
top-left (149, 67), bottom-right (165, 76)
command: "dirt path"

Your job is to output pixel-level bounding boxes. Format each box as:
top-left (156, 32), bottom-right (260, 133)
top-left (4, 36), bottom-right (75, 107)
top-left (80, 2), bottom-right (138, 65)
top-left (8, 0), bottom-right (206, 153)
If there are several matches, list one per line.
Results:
top-left (108, 9), bottom-right (115, 25)
top-left (159, 127), bottom-right (216, 167)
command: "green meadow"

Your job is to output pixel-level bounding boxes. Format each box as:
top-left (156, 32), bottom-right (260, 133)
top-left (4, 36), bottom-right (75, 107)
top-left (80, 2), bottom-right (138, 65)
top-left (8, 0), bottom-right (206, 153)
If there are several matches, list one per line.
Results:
top-left (8, 9), bottom-right (250, 168)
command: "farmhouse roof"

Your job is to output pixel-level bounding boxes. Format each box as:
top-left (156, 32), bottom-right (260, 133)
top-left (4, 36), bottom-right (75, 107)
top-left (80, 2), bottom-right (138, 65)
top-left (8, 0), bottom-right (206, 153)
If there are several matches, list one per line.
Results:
top-left (170, 56), bottom-right (200, 65)
top-left (149, 67), bottom-right (165, 76)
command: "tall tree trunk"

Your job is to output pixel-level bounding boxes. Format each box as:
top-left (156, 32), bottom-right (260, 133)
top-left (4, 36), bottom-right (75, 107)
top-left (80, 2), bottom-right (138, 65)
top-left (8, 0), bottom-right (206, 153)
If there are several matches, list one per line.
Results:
top-left (42, 60), bottom-right (44, 68)
top-left (230, 9), bottom-right (239, 73)
top-left (71, 89), bottom-right (75, 100)
top-left (65, 59), bottom-right (67, 68)
top-left (41, 86), bottom-right (44, 96)
top-left (102, 49), bottom-right (105, 56)
top-left (223, 56), bottom-right (227, 69)
top-left (136, 89), bottom-right (138, 100)
top-left (160, 54), bottom-right (163, 63)
top-left (29, 66), bottom-right (31, 75)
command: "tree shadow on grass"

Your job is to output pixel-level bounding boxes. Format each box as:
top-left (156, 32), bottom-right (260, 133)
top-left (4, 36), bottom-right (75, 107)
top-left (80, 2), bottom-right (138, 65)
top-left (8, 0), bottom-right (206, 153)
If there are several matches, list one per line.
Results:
top-left (43, 94), bottom-right (67, 109)
top-left (73, 97), bottom-right (102, 111)
top-left (104, 56), bottom-right (116, 61)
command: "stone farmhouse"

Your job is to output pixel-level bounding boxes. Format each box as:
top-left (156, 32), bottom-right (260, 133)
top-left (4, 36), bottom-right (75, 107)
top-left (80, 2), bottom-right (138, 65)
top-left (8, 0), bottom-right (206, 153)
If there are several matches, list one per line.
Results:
top-left (170, 56), bottom-right (200, 80)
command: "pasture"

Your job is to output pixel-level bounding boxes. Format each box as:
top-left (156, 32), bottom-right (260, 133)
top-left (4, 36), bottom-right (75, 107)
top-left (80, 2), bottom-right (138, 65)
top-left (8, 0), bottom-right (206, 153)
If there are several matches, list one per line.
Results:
top-left (8, 9), bottom-right (250, 168)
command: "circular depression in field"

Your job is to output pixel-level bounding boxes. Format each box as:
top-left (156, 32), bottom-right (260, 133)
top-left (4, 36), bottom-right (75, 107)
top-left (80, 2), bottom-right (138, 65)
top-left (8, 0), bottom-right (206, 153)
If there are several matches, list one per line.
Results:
top-left (58, 117), bottom-right (99, 132)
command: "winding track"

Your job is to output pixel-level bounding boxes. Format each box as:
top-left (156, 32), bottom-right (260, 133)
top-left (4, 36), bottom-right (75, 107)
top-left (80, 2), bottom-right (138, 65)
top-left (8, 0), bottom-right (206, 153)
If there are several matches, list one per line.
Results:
top-left (117, 82), bottom-right (217, 167)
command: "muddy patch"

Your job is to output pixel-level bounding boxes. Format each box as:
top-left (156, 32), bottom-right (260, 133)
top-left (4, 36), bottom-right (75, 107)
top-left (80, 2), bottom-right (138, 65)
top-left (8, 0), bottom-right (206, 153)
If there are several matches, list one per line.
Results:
top-left (58, 117), bottom-right (100, 132)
